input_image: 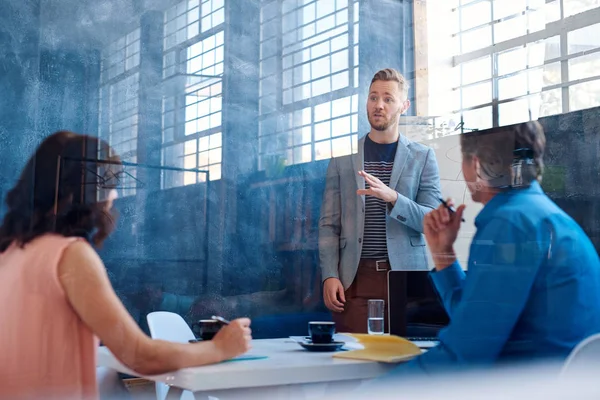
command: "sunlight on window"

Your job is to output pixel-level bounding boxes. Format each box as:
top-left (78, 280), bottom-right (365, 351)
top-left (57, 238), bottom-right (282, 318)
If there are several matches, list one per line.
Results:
top-left (570, 80), bottom-right (600, 112)
top-left (493, 0), bottom-right (526, 20)
top-left (164, 0), bottom-right (225, 50)
top-left (460, 26), bottom-right (492, 53)
top-left (499, 98), bottom-right (532, 126)
top-left (427, 0), bottom-right (600, 129)
top-left (161, 4), bottom-right (225, 188)
top-left (564, 0), bottom-right (600, 18)
top-left (494, 15), bottom-right (527, 43)
top-left (568, 23), bottom-right (600, 54)
top-left (461, 56), bottom-right (491, 85)
top-left (99, 29), bottom-right (141, 197)
top-left (162, 132), bottom-right (221, 189)
top-left (460, 1), bottom-right (491, 31)
top-left (259, 0), bottom-right (359, 169)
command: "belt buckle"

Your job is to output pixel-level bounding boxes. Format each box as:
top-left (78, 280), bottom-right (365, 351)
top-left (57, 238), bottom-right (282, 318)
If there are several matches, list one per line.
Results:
top-left (375, 259), bottom-right (388, 272)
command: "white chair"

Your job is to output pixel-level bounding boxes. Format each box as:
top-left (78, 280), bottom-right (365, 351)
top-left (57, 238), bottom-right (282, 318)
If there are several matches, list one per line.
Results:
top-left (146, 312), bottom-right (197, 400)
top-left (561, 333), bottom-right (600, 377)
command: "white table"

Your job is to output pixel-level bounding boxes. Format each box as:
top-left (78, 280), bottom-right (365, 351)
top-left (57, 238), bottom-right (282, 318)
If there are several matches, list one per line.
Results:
top-left (97, 338), bottom-right (396, 399)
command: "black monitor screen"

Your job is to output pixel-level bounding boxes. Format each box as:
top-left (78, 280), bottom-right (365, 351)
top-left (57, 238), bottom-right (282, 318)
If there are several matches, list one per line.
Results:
top-left (388, 271), bottom-right (450, 338)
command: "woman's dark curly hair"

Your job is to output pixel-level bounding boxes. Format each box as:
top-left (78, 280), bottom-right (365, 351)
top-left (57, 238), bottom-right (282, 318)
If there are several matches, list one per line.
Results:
top-left (0, 131), bottom-right (121, 252)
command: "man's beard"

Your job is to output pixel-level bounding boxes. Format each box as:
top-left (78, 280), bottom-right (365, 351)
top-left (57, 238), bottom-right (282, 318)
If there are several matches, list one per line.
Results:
top-left (368, 114), bottom-right (394, 131)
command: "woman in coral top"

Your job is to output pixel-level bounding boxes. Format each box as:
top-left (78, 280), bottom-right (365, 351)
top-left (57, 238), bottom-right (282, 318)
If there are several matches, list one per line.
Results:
top-left (0, 131), bottom-right (252, 399)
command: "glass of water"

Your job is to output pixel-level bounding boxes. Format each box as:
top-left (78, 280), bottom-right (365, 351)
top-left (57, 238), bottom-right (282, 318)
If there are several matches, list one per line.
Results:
top-left (368, 299), bottom-right (385, 335)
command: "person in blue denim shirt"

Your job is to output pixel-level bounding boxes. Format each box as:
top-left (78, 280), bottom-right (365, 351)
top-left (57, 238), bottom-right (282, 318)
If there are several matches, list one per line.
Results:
top-left (387, 121), bottom-right (600, 376)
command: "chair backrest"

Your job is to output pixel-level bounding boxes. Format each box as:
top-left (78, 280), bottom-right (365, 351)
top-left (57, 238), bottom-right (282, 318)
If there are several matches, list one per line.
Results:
top-left (147, 311), bottom-right (195, 343)
top-left (561, 333), bottom-right (600, 377)
top-left (146, 312), bottom-right (196, 400)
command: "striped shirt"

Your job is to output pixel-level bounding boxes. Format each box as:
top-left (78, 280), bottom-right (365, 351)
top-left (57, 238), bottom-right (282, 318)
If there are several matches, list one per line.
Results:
top-left (361, 135), bottom-right (398, 259)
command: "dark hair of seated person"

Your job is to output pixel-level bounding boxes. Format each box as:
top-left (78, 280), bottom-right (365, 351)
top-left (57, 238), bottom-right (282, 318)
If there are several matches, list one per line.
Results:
top-left (0, 130), bottom-right (121, 252)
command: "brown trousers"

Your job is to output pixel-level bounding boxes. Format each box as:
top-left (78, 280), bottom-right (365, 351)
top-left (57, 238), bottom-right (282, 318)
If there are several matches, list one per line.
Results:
top-left (332, 259), bottom-right (390, 334)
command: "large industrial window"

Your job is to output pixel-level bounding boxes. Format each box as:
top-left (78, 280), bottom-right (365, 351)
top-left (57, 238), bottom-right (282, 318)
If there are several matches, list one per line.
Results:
top-left (98, 28), bottom-right (141, 197)
top-left (426, 0), bottom-right (600, 132)
top-left (161, 0), bottom-right (225, 188)
top-left (259, 0), bottom-right (360, 169)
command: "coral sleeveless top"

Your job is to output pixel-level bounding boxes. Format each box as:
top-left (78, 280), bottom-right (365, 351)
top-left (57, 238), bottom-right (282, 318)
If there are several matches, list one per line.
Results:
top-left (0, 235), bottom-right (99, 399)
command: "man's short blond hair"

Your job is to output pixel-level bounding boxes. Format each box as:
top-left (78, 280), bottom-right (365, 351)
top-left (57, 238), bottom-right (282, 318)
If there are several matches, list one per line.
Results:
top-left (370, 68), bottom-right (409, 98)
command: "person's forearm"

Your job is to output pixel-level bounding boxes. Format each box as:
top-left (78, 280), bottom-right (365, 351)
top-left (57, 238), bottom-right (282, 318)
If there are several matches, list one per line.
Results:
top-left (432, 249), bottom-right (457, 271)
top-left (128, 337), bottom-right (224, 375)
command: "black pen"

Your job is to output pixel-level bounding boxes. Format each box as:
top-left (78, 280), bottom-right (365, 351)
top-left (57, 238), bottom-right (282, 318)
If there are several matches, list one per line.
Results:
top-left (438, 198), bottom-right (465, 222)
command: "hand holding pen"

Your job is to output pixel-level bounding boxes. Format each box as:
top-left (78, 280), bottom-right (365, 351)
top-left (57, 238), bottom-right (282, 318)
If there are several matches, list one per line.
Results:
top-left (423, 198), bottom-right (466, 270)
top-left (438, 198), bottom-right (466, 222)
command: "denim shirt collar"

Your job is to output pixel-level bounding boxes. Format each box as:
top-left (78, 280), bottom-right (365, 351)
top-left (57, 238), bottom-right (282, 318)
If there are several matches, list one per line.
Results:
top-left (474, 180), bottom-right (543, 229)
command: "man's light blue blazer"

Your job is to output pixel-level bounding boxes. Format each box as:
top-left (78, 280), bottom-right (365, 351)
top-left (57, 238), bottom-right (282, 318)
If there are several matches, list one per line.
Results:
top-left (319, 134), bottom-right (442, 289)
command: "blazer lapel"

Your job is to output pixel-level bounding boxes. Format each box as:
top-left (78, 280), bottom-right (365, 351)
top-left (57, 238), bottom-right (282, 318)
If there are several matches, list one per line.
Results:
top-left (352, 135), bottom-right (366, 205)
top-left (389, 134), bottom-right (409, 190)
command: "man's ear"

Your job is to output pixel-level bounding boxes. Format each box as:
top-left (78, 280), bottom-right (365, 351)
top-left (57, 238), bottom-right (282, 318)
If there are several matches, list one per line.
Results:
top-left (402, 99), bottom-right (411, 114)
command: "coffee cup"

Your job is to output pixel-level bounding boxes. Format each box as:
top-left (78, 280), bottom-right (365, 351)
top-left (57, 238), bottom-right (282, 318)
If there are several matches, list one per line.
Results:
top-left (308, 321), bottom-right (335, 344)
top-left (191, 319), bottom-right (222, 341)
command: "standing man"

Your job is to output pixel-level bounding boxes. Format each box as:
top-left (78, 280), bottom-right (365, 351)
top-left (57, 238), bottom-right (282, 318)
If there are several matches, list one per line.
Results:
top-left (318, 68), bottom-right (441, 333)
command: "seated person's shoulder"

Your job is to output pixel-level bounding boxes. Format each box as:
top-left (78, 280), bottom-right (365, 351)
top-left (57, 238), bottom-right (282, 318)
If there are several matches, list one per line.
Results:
top-left (59, 240), bottom-right (104, 276)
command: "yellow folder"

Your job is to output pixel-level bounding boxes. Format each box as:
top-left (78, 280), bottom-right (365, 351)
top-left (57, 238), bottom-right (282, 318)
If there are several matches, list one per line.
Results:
top-left (332, 334), bottom-right (423, 363)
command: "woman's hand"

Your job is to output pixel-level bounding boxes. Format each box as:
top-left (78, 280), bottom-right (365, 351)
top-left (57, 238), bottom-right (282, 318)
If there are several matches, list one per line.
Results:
top-left (211, 318), bottom-right (252, 361)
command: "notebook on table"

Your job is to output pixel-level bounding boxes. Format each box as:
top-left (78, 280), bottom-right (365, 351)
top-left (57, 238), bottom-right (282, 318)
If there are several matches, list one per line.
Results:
top-left (331, 333), bottom-right (422, 363)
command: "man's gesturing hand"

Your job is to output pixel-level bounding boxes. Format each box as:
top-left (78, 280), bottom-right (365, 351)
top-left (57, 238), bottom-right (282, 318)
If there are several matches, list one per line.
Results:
top-left (356, 170), bottom-right (398, 205)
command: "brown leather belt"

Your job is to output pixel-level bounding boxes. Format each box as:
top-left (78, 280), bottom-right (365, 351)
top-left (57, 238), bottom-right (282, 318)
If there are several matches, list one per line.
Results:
top-left (359, 259), bottom-right (391, 272)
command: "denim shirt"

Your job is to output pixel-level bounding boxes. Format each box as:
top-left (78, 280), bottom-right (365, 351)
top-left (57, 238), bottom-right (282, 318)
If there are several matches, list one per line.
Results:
top-left (393, 181), bottom-right (600, 375)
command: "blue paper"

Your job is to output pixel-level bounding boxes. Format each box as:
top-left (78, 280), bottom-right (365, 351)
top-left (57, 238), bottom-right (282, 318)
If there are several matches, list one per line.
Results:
top-left (222, 354), bottom-right (268, 363)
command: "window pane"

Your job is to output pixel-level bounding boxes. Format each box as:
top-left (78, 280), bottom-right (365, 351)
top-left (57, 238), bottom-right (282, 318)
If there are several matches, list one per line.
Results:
top-left (461, 106), bottom-right (493, 131)
top-left (570, 79), bottom-right (600, 112)
top-left (499, 98), bottom-right (531, 126)
top-left (539, 88), bottom-right (562, 117)
top-left (184, 154), bottom-right (197, 169)
top-left (462, 56), bottom-right (491, 85)
top-left (498, 73), bottom-right (528, 100)
top-left (331, 116), bottom-right (351, 137)
top-left (331, 136), bottom-right (351, 157)
top-left (461, 81), bottom-right (492, 108)
top-left (494, 15), bottom-right (526, 43)
top-left (569, 52), bottom-right (600, 81)
top-left (568, 23), bottom-right (600, 55)
top-left (315, 102), bottom-right (331, 122)
top-left (493, 0), bottom-right (526, 19)
top-left (294, 144), bottom-right (312, 164)
top-left (544, 0), bottom-right (561, 23)
top-left (210, 132), bottom-right (222, 148)
top-left (564, 0), bottom-right (600, 17)
top-left (542, 62), bottom-right (562, 86)
top-left (332, 96), bottom-right (351, 117)
top-left (497, 47), bottom-right (527, 76)
top-left (545, 35), bottom-right (561, 60)
top-left (209, 163), bottom-right (222, 181)
top-left (461, 26), bottom-right (492, 53)
top-left (315, 140), bottom-right (331, 160)
top-left (331, 71), bottom-right (348, 90)
top-left (314, 121), bottom-right (331, 141)
top-left (461, 1), bottom-right (491, 31)
top-left (527, 0), bottom-right (547, 33)
top-left (184, 139), bottom-right (197, 154)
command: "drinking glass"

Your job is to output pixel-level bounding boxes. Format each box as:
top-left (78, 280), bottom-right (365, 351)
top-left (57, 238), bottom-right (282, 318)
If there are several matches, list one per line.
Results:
top-left (368, 299), bottom-right (385, 335)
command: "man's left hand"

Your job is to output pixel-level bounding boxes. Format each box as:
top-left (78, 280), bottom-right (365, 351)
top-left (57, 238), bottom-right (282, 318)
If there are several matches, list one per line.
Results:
top-left (356, 170), bottom-right (398, 205)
